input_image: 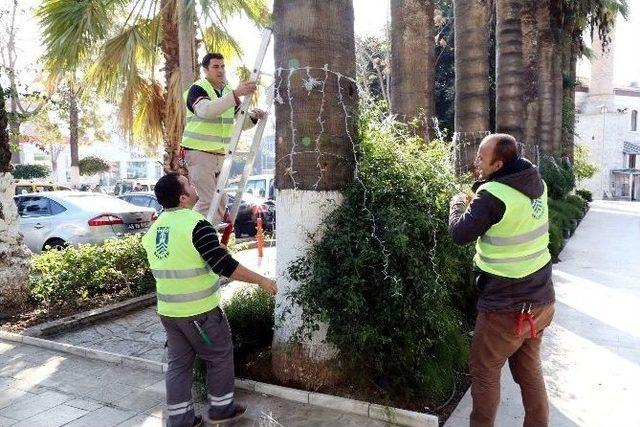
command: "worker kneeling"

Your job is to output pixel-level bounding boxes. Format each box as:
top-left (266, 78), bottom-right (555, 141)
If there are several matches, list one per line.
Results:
top-left (142, 173), bottom-right (277, 427)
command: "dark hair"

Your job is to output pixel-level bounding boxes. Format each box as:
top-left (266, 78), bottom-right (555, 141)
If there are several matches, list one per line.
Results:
top-left (490, 133), bottom-right (519, 166)
top-left (154, 173), bottom-right (185, 209)
top-left (202, 53), bottom-right (224, 68)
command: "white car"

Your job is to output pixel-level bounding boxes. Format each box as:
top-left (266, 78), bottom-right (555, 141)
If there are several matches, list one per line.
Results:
top-left (14, 191), bottom-right (157, 253)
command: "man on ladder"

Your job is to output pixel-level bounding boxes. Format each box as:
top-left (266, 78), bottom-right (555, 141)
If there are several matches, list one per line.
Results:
top-left (182, 52), bottom-right (267, 224)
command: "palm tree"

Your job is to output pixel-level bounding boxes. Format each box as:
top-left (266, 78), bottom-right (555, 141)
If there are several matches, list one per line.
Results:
top-left (520, 0), bottom-right (539, 160)
top-left (495, 0), bottom-right (524, 143)
top-left (37, 0), bottom-right (269, 172)
top-left (0, 82), bottom-right (31, 309)
top-left (453, 0), bottom-right (489, 174)
top-left (390, 0), bottom-right (435, 139)
top-left (272, 0), bottom-right (357, 384)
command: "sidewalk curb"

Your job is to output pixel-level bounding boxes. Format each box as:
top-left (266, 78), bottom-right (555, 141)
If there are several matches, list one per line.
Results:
top-left (0, 329), bottom-right (438, 427)
top-left (22, 293), bottom-right (157, 337)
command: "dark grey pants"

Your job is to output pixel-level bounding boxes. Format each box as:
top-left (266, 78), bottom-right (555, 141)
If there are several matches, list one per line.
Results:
top-left (160, 307), bottom-right (235, 427)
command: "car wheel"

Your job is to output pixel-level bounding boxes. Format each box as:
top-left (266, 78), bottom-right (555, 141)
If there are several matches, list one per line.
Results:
top-left (43, 238), bottom-right (67, 251)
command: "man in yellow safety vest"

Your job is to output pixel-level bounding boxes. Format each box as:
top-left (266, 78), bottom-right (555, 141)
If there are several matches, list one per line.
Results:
top-left (449, 134), bottom-right (555, 427)
top-left (182, 52), bottom-right (266, 223)
top-left (142, 173), bottom-right (277, 426)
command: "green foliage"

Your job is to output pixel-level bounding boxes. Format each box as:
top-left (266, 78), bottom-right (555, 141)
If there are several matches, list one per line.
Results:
top-left (79, 156), bottom-right (110, 176)
top-left (13, 164), bottom-right (50, 179)
top-left (548, 221), bottom-right (564, 259)
top-left (287, 107), bottom-right (473, 400)
top-left (223, 288), bottom-right (275, 358)
top-left (540, 154), bottom-right (575, 200)
top-left (565, 194), bottom-right (587, 210)
top-left (573, 143), bottom-right (599, 184)
top-left (575, 188), bottom-right (593, 202)
top-left (29, 235), bottom-right (154, 307)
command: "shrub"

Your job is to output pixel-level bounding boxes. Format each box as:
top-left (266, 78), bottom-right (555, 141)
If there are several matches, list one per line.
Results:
top-left (79, 156), bottom-right (111, 176)
top-left (287, 107), bottom-right (473, 400)
top-left (548, 221), bottom-right (564, 259)
top-left (575, 188), bottom-right (593, 202)
top-left (540, 154), bottom-right (575, 200)
top-left (223, 288), bottom-right (275, 358)
top-left (565, 194), bottom-right (587, 211)
top-left (549, 199), bottom-right (583, 221)
top-left (13, 164), bottom-right (50, 179)
top-left (29, 234), bottom-right (154, 307)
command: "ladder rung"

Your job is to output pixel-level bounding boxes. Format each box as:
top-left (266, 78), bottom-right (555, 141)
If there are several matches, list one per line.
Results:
top-left (224, 187), bottom-right (240, 193)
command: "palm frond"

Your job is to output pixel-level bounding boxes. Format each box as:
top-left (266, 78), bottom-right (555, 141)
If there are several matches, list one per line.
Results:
top-left (37, 0), bottom-right (126, 74)
top-left (132, 78), bottom-right (166, 149)
top-left (202, 24), bottom-right (242, 58)
top-left (209, 0), bottom-right (270, 27)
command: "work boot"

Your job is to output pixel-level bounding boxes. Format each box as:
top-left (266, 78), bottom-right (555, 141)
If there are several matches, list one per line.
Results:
top-left (193, 415), bottom-right (203, 427)
top-left (205, 404), bottom-right (246, 425)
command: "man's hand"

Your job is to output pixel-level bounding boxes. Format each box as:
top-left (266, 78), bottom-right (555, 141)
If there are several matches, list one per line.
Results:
top-left (250, 109), bottom-right (267, 121)
top-left (234, 81), bottom-right (257, 97)
top-left (259, 278), bottom-right (278, 296)
top-left (452, 192), bottom-right (473, 206)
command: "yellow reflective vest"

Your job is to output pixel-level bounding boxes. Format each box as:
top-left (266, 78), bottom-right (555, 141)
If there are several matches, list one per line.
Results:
top-left (181, 79), bottom-right (234, 154)
top-left (474, 181), bottom-right (551, 279)
top-left (142, 208), bottom-right (221, 317)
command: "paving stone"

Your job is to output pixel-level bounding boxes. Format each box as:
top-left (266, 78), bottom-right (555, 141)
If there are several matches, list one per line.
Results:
top-left (12, 403), bottom-right (88, 427)
top-left (80, 382), bottom-right (141, 405)
top-left (113, 389), bottom-right (164, 412)
top-left (0, 388), bottom-right (37, 410)
top-left (0, 415), bottom-right (18, 426)
top-left (64, 397), bottom-right (103, 412)
top-left (63, 406), bottom-right (136, 427)
top-left (0, 390), bottom-right (72, 420)
top-left (116, 413), bottom-right (164, 426)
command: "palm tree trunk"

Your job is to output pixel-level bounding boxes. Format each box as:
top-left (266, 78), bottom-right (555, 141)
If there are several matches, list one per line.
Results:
top-left (177, 0), bottom-right (196, 92)
top-left (562, 41), bottom-right (578, 162)
top-left (552, 47), bottom-right (563, 155)
top-left (68, 89), bottom-right (80, 185)
top-left (537, 0), bottom-right (554, 155)
top-left (273, 0), bottom-right (357, 385)
top-left (161, 0), bottom-right (185, 173)
top-left (0, 81), bottom-right (31, 310)
top-left (495, 0), bottom-right (524, 143)
top-left (390, 0), bottom-right (435, 139)
top-left (453, 0), bottom-right (489, 174)
top-left (521, 0), bottom-right (539, 162)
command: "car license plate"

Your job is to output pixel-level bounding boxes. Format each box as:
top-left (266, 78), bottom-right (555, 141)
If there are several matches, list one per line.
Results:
top-left (127, 222), bottom-right (149, 230)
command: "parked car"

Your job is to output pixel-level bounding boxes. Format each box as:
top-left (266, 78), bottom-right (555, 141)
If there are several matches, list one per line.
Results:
top-left (14, 191), bottom-right (157, 253)
top-left (228, 174), bottom-right (276, 200)
top-left (14, 180), bottom-right (72, 195)
top-left (113, 179), bottom-right (156, 196)
top-left (119, 191), bottom-right (274, 238)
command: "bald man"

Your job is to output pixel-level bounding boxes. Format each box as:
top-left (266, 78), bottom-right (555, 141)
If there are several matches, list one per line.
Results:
top-left (449, 134), bottom-right (555, 427)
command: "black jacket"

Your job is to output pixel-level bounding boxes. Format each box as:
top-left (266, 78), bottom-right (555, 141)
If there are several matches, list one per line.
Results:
top-left (448, 159), bottom-right (555, 312)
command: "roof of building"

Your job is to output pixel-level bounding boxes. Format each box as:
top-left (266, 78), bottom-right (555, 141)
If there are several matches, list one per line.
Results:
top-left (623, 141), bottom-right (640, 155)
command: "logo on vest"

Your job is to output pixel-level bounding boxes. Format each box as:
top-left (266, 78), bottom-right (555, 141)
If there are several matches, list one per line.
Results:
top-left (155, 227), bottom-right (170, 259)
top-left (531, 198), bottom-right (544, 219)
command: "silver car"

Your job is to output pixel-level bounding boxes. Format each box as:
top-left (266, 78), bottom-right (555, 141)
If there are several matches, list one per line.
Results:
top-left (14, 191), bottom-right (157, 253)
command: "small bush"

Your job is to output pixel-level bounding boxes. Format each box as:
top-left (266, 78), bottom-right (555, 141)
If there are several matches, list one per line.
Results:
top-left (540, 154), bottom-right (575, 200)
top-left (13, 164), bottom-right (50, 179)
top-left (565, 194), bottom-right (587, 211)
top-left (29, 234), bottom-right (154, 307)
top-left (223, 288), bottom-right (275, 358)
top-left (548, 221), bottom-right (564, 258)
top-left (549, 199), bottom-right (583, 221)
top-left (575, 188), bottom-right (593, 202)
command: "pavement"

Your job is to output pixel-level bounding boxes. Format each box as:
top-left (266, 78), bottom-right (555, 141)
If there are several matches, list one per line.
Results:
top-left (0, 339), bottom-right (386, 426)
top-left (49, 247), bottom-right (276, 362)
top-left (445, 200), bottom-right (640, 427)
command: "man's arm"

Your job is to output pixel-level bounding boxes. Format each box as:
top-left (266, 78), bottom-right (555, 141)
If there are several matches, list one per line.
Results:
top-left (448, 190), bottom-right (506, 245)
top-left (192, 220), bottom-right (277, 295)
top-left (189, 85), bottom-right (236, 120)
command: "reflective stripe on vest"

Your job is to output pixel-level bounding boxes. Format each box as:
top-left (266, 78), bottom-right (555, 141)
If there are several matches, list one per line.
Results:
top-left (476, 248), bottom-right (549, 264)
top-left (186, 116), bottom-right (234, 125)
top-left (473, 180), bottom-right (551, 279)
top-left (480, 222), bottom-right (549, 246)
top-left (141, 209), bottom-right (221, 317)
top-left (181, 131), bottom-right (231, 144)
top-left (181, 79), bottom-right (234, 153)
top-left (157, 281), bottom-right (221, 303)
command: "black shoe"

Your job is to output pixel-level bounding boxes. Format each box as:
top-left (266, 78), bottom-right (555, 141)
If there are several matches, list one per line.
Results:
top-left (193, 415), bottom-right (203, 427)
top-left (205, 404), bottom-right (247, 425)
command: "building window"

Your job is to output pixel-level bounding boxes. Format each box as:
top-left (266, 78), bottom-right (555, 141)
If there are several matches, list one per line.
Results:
top-left (632, 110), bottom-right (638, 131)
top-left (629, 154), bottom-right (637, 169)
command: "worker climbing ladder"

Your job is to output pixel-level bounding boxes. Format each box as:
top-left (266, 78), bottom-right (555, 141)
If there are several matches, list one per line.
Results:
top-left (205, 27), bottom-right (273, 245)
